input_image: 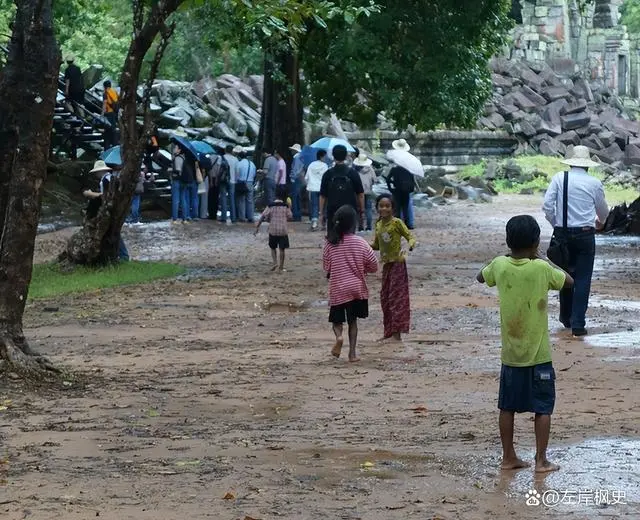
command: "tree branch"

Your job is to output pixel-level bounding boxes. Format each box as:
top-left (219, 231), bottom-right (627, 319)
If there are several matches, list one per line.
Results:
top-left (142, 21), bottom-right (175, 133)
top-left (133, 0), bottom-right (145, 35)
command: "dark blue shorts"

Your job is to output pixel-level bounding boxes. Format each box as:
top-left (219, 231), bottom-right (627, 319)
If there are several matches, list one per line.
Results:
top-left (498, 362), bottom-right (556, 415)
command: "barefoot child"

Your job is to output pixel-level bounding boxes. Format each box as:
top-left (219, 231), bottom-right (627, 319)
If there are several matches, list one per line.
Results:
top-left (255, 186), bottom-right (292, 272)
top-left (371, 194), bottom-right (416, 341)
top-left (323, 205), bottom-right (378, 361)
top-left (477, 215), bottom-right (573, 473)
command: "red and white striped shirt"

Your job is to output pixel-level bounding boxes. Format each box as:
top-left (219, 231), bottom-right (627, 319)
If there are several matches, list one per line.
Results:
top-left (323, 234), bottom-right (378, 306)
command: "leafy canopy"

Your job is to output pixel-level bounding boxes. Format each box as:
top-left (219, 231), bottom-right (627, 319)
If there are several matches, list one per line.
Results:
top-left (302, 0), bottom-right (513, 130)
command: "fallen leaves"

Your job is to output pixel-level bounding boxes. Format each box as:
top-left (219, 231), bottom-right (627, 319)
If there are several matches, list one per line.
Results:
top-left (223, 491), bottom-right (236, 500)
top-left (408, 405), bottom-right (428, 414)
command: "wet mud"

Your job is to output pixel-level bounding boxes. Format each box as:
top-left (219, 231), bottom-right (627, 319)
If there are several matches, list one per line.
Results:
top-left (3, 195), bottom-right (639, 519)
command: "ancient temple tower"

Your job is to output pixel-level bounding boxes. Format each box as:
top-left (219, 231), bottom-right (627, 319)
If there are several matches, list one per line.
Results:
top-left (510, 0), bottom-right (636, 96)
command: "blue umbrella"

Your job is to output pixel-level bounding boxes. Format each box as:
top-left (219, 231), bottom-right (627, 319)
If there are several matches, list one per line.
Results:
top-left (170, 135), bottom-right (198, 161)
top-left (101, 145), bottom-right (122, 167)
top-left (190, 140), bottom-right (215, 155)
top-left (310, 136), bottom-right (356, 153)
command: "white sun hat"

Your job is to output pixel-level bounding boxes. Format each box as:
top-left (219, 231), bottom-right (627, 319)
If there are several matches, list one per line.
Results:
top-left (560, 145), bottom-right (600, 168)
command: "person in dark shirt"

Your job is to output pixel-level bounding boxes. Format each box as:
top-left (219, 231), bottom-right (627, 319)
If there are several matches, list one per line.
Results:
top-left (319, 144), bottom-right (365, 229)
top-left (64, 55), bottom-right (85, 113)
top-left (386, 164), bottom-right (415, 229)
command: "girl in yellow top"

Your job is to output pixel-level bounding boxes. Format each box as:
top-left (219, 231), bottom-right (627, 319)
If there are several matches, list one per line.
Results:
top-left (371, 194), bottom-right (417, 341)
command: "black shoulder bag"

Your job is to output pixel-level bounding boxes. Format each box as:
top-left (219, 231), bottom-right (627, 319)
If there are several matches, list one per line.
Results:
top-left (546, 171), bottom-right (570, 269)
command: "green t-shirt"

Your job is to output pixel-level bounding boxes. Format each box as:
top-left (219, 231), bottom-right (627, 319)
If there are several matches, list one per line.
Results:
top-left (482, 256), bottom-right (566, 367)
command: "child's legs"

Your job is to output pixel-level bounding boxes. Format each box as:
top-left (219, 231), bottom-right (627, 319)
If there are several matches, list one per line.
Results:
top-left (499, 410), bottom-right (517, 460)
top-left (347, 318), bottom-right (358, 358)
top-left (534, 414), bottom-right (551, 462)
top-left (270, 247), bottom-right (277, 266)
top-left (278, 247), bottom-right (286, 269)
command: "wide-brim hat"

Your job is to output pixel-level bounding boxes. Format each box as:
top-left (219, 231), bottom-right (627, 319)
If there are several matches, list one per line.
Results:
top-left (353, 154), bottom-right (372, 167)
top-left (560, 145), bottom-right (600, 168)
top-left (89, 160), bottom-right (111, 174)
top-left (289, 143), bottom-right (302, 153)
top-left (392, 138), bottom-right (411, 152)
top-left (233, 145), bottom-right (243, 154)
top-left (65, 54), bottom-right (75, 62)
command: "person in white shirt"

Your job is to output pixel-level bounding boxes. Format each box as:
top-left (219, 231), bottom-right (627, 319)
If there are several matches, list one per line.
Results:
top-left (542, 145), bottom-right (609, 336)
top-left (305, 149), bottom-right (329, 230)
top-left (221, 145), bottom-right (240, 223)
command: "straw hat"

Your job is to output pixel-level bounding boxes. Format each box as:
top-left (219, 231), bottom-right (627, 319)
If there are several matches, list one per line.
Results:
top-left (89, 160), bottom-right (111, 174)
top-left (560, 145), bottom-right (600, 168)
top-left (391, 138), bottom-right (411, 152)
top-left (65, 54), bottom-right (75, 63)
top-left (232, 145), bottom-right (243, 154)
top-left (353, 153), bottom-right (372, 167)
top-left (289, 143), bottom-right (302, 153)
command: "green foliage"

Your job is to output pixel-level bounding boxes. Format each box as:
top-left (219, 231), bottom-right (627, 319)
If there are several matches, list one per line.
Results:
top-left (621, 0), bottom-right (640, 34)
top-left (302, 0), bottom-right (513, 130)
top-left (29, 261), bottom-right (185, 300)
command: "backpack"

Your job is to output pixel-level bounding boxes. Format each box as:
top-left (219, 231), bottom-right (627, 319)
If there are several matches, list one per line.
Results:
top-left (197, 152), bottom-right (213, 173)
top-left (178, 154), bottom-right (196, 184)
top-left (218, 155), bottom-right (231, 185)
top-left (329, 170), bottom-right (355, 209)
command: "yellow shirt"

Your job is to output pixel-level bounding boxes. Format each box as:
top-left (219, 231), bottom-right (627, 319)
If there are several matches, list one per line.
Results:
top-left (482, 257), bottom-right (566, 367)
top-left (104, 88), bottom-right (118, 113)
top-left (372, 217), bottom-right (416, 264)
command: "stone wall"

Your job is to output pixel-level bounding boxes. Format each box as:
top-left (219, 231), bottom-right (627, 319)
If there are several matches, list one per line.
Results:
top-left (346, 130), bottom-right (518, 173)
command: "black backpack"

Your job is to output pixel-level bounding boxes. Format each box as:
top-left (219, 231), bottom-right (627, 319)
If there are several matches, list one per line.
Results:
top-left (329, 171), bottom-right (355, 209)
top-left (218, 156), bottom-right (231, 185)
top-left (179, 154), bottom-right (196, 183)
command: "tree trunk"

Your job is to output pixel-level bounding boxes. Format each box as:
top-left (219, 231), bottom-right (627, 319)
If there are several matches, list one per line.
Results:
top-left (65, 0), bottom-right (184, 265)
top-left (257, 47), bottom-right (305, 171)
top-left (0, 0), bottom-right (60, 375)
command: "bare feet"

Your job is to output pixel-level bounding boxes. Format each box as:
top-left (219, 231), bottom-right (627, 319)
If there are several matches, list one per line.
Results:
top-left (377, 335), bottom-right (402, 344)
top-left (331, 338), bottom-right (343, 358)
top-left (348, 357), bottom-right (361, 363)
top-left (501, 458), bottom-right (531, 470)
top-left (535, 460), bottom-right (560, 473)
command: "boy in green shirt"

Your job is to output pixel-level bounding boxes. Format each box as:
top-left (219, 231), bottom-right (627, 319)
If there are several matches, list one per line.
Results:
top-left (477, 215), bottom-right (573, 473)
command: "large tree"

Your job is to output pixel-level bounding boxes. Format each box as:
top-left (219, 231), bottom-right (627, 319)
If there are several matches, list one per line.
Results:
top-left (0, 0), bottom-right (60, 374)
top-left (64, 0), bottom-right (186, 265)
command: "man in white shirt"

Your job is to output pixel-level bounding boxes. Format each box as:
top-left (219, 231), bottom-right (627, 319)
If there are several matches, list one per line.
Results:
top-left (305, 149), bottom-right (329, 230)
top-left (542, 145), bottom-right (609, 336)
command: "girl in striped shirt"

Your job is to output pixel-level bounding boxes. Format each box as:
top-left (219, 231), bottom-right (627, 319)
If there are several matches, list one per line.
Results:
top-left (323, 205), bottom-right (378, 361)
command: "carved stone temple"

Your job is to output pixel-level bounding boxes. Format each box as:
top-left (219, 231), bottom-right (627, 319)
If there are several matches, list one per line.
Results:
top-left (509, 0), bottom-right (639, 96)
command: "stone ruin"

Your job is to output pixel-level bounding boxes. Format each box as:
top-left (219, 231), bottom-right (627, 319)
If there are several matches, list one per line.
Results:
top-left (478, 0), bottom-right (640, 190)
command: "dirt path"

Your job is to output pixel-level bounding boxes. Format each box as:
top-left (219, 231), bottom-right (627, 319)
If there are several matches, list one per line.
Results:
top-left (2, 195), bottom-right (640, 519)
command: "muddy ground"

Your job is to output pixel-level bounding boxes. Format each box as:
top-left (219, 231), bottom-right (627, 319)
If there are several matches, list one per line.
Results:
top-left (2, 195), bottom-right (640, 519)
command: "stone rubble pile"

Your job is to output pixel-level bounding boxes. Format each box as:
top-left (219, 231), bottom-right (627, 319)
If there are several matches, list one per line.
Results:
top-left (481, 58), bottom-right (640, 188)
top-left (603, 197), bottom-right (640, 235)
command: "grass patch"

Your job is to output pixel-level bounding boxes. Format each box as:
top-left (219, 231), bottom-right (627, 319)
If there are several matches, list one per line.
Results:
top-left (458, 155), bottom-right (639, 203)
top-left (29, 261), bottom-right (186, 300)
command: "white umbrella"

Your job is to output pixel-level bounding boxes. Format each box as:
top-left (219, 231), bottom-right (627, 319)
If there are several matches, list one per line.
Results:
top-left (386, 149), bottom-right (425, 177)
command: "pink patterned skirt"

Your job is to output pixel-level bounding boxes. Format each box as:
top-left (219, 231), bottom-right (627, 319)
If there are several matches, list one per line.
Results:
top-left (381, 261), bottom-right (411, 338)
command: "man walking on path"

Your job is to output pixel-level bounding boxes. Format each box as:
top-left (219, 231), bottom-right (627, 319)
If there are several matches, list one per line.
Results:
top-left (236, 151), bottom-right (257, 223)
top-left (320, 144), bottom-right (365, 229)
top-left (262, 151), bottom-right (278, 205)
top-left (290, 143), bottom-right (305, 221)
top-left (542, 145), bottom-right (609, 337)
top-left (221, 145), bottom-right (240, 223)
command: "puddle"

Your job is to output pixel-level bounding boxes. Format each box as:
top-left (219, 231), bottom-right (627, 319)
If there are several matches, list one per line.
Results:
top-left (586, 330), bottom-right (640, 348)
top-left (495, 438), bottom-right (640, 515)
top-left (257, 300), bottom-right (310, 313)
top-left (596, 235), bottom-right (640, 247)
top-left (591, 298), bottom-right (640, 312)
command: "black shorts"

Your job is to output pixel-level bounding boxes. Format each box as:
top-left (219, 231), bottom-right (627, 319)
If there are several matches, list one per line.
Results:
top-left (329, 299), bottom-right (368, 324)
top-left (269, 234), bottom-right (289, 250)
top-left (498, 362), bottom-right (556, 415)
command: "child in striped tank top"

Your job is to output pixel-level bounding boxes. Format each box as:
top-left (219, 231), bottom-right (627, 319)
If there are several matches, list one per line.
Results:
top-left (322, 205), bottom-right (378, 361)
